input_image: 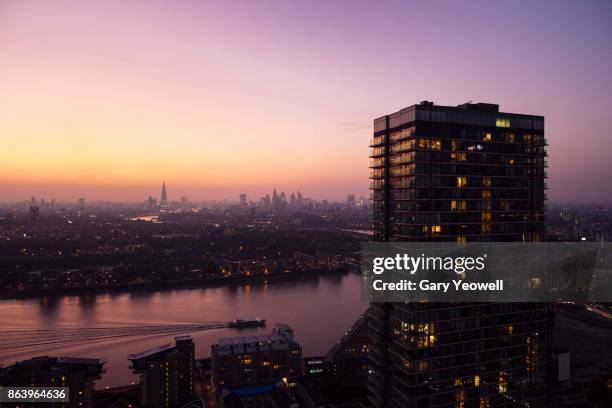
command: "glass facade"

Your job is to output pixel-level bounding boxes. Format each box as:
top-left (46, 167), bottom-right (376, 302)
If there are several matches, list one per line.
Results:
top-left (368, 102), bottom-right (550, 408)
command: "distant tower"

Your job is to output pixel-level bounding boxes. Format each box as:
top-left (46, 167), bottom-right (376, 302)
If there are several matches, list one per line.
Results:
top-left (347, 194), bottom-right (356, 207)
top-left (239, 194), bottom-right (247, 207)
top-left (78, 197), bottom-right (85, 216)
top-left (160, 182), bottom-right (168, 206)
top-left (29, 206), bottom-right (40, 221)
top-left (272, 188), bottom-right (279, 204)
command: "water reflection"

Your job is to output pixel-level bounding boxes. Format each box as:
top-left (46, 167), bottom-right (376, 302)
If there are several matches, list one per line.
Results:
top-left (0, 272), bottom-right (366, 389)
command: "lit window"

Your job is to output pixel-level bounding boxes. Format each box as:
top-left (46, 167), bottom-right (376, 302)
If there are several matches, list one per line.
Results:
top-left (482, 177), bottom-right (492, 187)
top-left (481, 190), bottom-right (492, 199)
top-left (496, 118), bottom-right (511, 128)
top-left (451, 152), bottom-right (467, 162)
top-left (432, 225), bottom-right (442, 233)
top-left (418, 139), bottom-right (430, 149)
top-left (450, 200), bottom-right (467, 211)
top-left (457, 177), bottom-right (467, 188)
top-left (456, 389), bottom-right (465, 408)
top-left (456, 236), bottom-right (467, 244)
top-left (481, 212), bottom-right (492, 222)
top-left (451, 140), bottom-right (458, 151)
top-left (529, 278), bottom-right (541, 288)
top-left (431, 139), bottom-right (442, 150)
top-left (483, 132), bottom-right (492, 141)
top-left (450, 200), bottom-right (465, 211)
top-left (505, 133), bottom-right (515, 143)
top-left (481, 224), bottom-right (492, 234)
top-left (474, 375), bottom-right (480, 387)
top-left (498, 372), bottom-right (508, 393)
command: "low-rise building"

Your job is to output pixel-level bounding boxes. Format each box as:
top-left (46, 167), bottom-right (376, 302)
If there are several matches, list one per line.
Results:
top-left (211, 324), bottom-right (303, 391)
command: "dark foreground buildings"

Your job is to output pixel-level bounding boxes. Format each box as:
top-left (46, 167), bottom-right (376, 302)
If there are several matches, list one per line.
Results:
top-left (0, 356), bottom-right (105, 408)
top-left (128, 335), bottom-right (196, 408)
top-left (211, 323), bottom-right (303, 391)
top-left (368, 101), bottom-right (549, 407)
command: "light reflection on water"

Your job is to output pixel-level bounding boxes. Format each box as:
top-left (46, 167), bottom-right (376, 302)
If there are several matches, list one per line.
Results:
top-left (0, 273), bottom-right (366, 388)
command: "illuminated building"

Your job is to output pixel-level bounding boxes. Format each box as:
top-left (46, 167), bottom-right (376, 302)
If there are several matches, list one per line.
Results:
top-left (128, 336), bottom-right (195, 408)
top-left (0, 356), bottom-right (105, 408)
top-left (211, 324), bottom-right (303, 391)
top-left (368, 101), bottom-right (550, 407)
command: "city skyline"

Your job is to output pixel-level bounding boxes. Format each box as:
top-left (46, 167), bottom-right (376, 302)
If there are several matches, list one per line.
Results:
top-left (1, 183), bottom-right (369, 205)
top-left (1, 0), bottom-right (611, 202)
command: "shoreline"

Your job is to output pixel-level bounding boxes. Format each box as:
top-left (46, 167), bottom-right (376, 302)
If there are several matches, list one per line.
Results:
top-left (1, 266), bottom-right (354, 300)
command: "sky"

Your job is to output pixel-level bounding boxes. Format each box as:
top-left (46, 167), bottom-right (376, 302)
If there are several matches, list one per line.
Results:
top-left (0, 0), bottom-right (611, 203)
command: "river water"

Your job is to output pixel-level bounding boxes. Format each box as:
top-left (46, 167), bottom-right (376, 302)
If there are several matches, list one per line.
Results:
top-left (0, 272), bottom-right (367, 388)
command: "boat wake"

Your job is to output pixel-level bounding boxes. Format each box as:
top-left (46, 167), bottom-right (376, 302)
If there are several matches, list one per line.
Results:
top-left (0, 323), bottom-right (226, 353)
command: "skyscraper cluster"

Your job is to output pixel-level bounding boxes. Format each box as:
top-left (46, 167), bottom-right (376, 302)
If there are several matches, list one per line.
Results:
top-left (258, 189), bottom-right (309, 210)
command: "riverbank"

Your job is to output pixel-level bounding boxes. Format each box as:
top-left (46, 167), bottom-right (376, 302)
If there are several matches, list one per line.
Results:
top-left (2, 266), bottom-right (355, 300)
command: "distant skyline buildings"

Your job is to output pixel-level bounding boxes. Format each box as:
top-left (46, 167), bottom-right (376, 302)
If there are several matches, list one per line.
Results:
top-left (0, 183), bottom-right (371, 204)
top-left (0, 2), bottom-right (611, 203)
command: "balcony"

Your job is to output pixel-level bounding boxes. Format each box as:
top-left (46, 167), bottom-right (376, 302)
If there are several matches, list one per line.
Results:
top-left (369, 136), bottom-right (386, 147)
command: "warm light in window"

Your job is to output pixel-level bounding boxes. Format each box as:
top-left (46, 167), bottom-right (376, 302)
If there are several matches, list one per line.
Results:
top-left (451, 152), bottom-right (467, 162)
top-left (457, 177), bottom-right (467, 188)
top-left (432, 225), bottom-right (441, 233)
top-left (451, 200), bottom-right (467, 211)
top-left (474, 375), bottom-right (480, 387)
top-left (496, 118), bottom-right (511, 128)
top-left (482, 177), bottom-right (492, 187)
top-left (498, 372), bottom-right (508, 393)
top-left (483, 132), bottom-right (492, 141)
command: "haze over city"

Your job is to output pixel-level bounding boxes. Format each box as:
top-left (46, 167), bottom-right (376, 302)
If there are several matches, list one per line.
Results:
top-left (1, 0), bottom-right (611, 202)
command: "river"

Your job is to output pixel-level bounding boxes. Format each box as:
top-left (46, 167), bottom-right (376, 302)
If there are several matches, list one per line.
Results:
top-left (0, 272), bottom-right (367, 388)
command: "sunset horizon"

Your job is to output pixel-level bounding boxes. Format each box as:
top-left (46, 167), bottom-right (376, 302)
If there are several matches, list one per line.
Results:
top-left (1, 0), bottom-right (611, 203)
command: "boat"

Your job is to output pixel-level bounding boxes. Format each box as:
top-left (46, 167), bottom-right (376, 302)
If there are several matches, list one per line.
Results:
top-left (228, 318), bottom-right (266, 328)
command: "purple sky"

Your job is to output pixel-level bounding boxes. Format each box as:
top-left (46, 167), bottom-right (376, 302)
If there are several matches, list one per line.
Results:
top-left (0, 0), bottom-right (611, 202)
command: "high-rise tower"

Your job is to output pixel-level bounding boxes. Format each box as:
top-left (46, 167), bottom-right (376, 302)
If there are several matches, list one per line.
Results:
top-left (368, 101), bottom-right (549, 407)
top-left (160, 181), bottom-right (168, 206)
top-left (129, 336), bottom-right (195, 408)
